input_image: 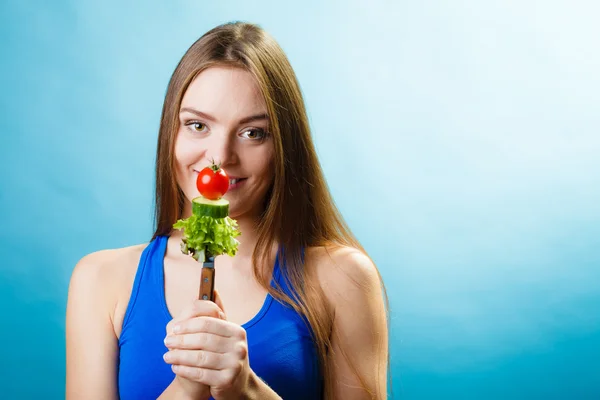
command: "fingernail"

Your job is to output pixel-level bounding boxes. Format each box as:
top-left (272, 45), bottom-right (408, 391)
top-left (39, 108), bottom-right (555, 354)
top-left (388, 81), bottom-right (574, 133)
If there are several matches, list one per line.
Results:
top-left (163, 351), bottom-right (172, 362)
top-left (172, 324), bottom-right (181, 334)
top-left (219, 312), bottom-right (226, 320)
top-left (164, 336), bottom-right (175, 346)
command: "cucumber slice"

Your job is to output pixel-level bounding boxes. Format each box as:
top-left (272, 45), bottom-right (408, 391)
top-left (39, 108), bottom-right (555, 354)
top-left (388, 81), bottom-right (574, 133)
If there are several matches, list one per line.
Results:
top-left (192, 196), bottom-right (229, 218)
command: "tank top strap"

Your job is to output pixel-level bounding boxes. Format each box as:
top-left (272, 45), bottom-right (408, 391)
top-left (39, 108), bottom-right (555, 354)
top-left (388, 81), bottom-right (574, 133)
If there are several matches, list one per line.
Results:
top-left (272, 246), bottom-right (306, 297)
top-left (120, 235), bottom-right (168, 335)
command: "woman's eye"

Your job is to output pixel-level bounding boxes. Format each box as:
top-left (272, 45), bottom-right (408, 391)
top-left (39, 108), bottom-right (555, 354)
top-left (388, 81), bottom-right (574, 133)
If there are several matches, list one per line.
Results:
top-left (241, 129), bottom-right (266, 140)
top-left (186, 121), bottom-right (207, 132)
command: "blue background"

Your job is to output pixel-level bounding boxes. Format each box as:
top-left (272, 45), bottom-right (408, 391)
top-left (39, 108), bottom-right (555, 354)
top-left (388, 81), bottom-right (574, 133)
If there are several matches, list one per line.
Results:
top-left (1, 1), bottom-right (599, 398)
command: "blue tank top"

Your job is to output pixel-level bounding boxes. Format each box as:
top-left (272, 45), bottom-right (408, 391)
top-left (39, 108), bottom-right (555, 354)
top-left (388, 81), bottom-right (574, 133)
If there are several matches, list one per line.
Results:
top-left (118, 235), bottom-right (323, 399)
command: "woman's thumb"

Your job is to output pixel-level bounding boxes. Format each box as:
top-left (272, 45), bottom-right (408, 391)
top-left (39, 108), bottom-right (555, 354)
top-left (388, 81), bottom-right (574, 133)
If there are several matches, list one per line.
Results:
top-left (213, 289), bottom-right (227, 320)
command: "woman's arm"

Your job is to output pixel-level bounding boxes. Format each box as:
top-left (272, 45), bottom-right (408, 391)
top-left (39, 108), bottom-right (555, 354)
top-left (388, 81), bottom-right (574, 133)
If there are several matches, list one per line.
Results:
top-left (66, 248), bottom-right (199, 400)
top-left (317, 247), bottom-right (389, 399)
top-left (66, 251), bottom-right (120, 400)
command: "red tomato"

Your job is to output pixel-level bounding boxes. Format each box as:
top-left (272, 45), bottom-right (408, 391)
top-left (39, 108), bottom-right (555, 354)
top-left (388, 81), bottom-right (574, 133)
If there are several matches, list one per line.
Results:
top-left (196, 165), bottom-right (229, 200)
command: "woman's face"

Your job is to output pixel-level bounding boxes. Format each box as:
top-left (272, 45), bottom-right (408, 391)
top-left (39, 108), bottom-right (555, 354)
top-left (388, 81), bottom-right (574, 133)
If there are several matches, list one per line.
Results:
top-left (174, 66), bottom-right (274, 219)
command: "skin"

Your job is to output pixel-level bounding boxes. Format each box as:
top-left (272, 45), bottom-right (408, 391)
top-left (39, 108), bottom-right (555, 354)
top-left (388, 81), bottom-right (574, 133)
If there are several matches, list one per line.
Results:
top-left (174, 66), bottom-right (275, 225)
top-left (66, 66), bottom-right (388, 399)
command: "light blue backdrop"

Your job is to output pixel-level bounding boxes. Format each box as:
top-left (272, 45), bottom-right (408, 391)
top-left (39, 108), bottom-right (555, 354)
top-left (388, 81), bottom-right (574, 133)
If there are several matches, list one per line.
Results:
top-left (1, 1), bottom-right (599, 398)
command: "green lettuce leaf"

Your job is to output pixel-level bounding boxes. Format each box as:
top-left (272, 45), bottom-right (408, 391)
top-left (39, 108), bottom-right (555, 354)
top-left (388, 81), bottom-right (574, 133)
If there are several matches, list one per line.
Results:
top-left (173, 214), bottom-right (241, 262)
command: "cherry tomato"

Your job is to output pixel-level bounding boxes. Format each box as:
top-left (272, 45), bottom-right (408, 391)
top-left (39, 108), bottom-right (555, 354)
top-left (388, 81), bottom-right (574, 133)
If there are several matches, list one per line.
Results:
top-left (196, 163), bottom-right (229, 200)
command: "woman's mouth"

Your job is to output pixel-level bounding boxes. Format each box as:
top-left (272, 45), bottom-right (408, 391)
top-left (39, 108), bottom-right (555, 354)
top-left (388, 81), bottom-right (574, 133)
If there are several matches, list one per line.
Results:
top-left (228, 177), bottom-right (247, 190)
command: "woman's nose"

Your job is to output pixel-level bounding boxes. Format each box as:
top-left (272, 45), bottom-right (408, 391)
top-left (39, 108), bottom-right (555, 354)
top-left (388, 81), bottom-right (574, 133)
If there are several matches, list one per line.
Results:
top-left (205, 133), bottom-right (236, 166)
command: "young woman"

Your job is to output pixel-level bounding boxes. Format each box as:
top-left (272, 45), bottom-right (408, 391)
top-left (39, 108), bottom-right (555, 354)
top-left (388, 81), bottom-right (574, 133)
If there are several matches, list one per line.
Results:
top-left (66, 21), bottom-right (390, 400)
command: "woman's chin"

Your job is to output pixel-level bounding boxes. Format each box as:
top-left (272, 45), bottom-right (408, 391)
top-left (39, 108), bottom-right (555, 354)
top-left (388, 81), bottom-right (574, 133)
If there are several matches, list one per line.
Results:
top-left (227, 206), bottom-right (245, 220)
top-left (227, 204), bottom-right (265, 222)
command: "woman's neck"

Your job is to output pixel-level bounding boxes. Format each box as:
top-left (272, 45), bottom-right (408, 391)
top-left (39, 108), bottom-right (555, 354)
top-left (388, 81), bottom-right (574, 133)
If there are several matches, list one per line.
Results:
top-left (227, 213), bottom-right (263, 259)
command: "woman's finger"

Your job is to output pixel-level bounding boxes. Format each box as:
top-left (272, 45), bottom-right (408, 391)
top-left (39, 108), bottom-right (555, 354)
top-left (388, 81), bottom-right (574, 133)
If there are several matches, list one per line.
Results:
top-left (163, 349), bottom-right (230, 370)
top-left (164, 331), bottom-right (234, 352)
top-left (171, 365), bottom-right (233, 387)
top-left (166, 299), bottom-right (224, 335)
top-left (173, 316), bottom-right (238, 337)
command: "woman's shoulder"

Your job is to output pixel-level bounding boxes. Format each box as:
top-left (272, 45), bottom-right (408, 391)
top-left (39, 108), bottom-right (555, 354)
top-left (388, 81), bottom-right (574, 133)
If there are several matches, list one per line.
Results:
top-left (304, 244), bottom-right (382, 309)
top-left (68, 242), bottom-right (150, 332)
top-left (305, 244), bottom-right (379, 286)
top-left (72, 242), bottom-right (148, 284)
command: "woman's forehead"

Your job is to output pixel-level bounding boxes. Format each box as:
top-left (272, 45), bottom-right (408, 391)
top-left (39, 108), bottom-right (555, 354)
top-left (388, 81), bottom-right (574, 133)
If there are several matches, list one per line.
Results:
top-left (180, 66), bottom-right (267, 121)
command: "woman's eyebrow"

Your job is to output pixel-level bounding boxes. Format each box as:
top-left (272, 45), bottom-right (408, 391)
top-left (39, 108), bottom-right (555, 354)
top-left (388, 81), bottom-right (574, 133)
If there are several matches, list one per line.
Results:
top-left (180, 107), bottom-right (269, 124)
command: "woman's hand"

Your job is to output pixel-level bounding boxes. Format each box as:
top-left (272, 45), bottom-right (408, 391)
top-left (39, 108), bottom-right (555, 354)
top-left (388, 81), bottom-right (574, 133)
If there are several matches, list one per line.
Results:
top-left (164, 290), bottom-right (254, 400)
top-left (164, 295), bottom-right (224, 400)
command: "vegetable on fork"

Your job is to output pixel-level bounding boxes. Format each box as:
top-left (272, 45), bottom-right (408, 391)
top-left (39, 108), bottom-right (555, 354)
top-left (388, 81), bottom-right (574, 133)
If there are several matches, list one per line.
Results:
top-left (173, 160), bottom-right (240, 301)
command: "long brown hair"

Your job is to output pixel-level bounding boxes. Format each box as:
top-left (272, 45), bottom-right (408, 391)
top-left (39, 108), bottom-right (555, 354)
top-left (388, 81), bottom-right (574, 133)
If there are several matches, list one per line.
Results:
top-left (152, 21), bottom-right (390, 398)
